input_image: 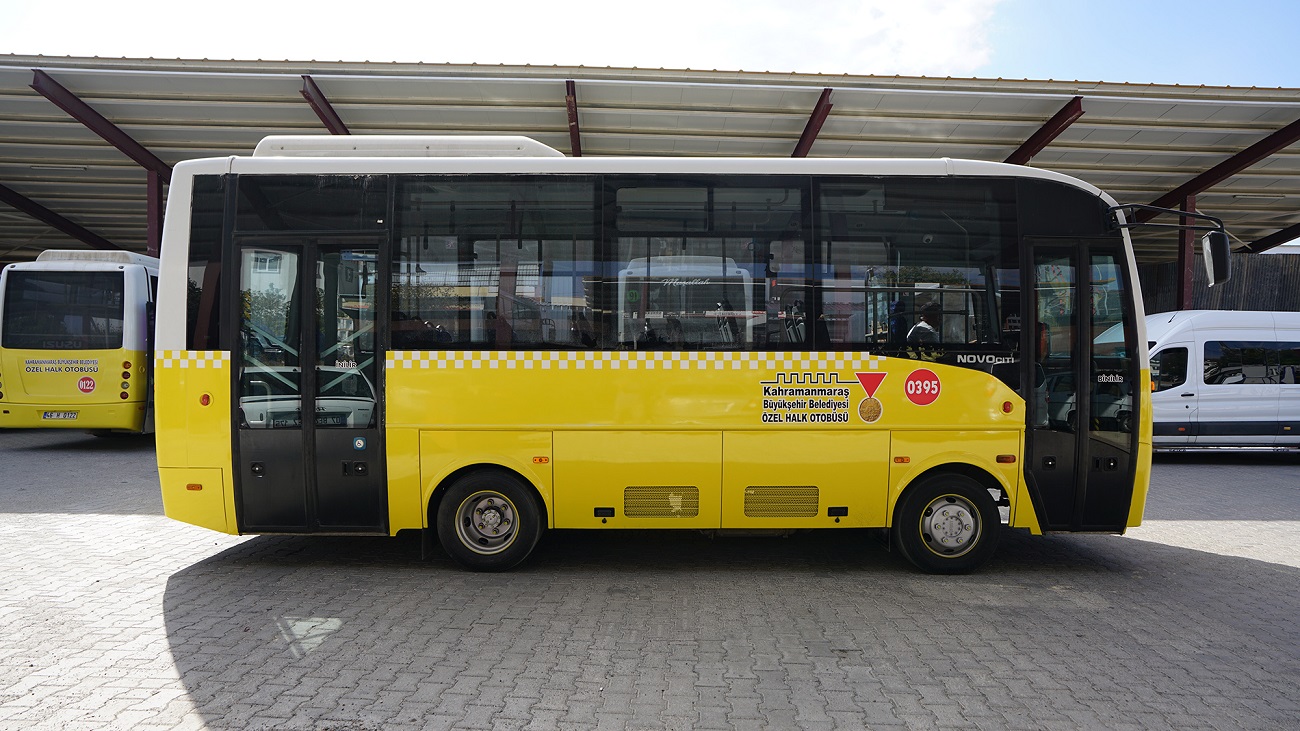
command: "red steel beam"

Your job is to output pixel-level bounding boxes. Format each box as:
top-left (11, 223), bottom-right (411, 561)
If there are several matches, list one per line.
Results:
top-left (1004, 96), bottom-right (1084, 165)
top-left (0, 182), bottom-right (121, 250)
top-left (30, 69), bottom-right (172, 184)
top-left (1240, 221), bottom-right (1300, 253)
top-left (565, 80), bottom-right (582, 157)
top-left (300, 75), bottom-right (350, 135)
top-left (792, 88), bottom-right (833, 158)
top-left (1140, 115), bottom-right (1300, 222)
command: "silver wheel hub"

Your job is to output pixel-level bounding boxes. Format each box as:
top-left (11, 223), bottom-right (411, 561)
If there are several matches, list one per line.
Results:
top-left (456, 491), bottom-right (518, 555)
top-left (919, 495), bottom-right (980, 557)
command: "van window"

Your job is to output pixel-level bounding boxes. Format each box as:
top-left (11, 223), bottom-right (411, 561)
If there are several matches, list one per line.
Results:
top-left (1203, 341), bottom-right (1276, 385)
top-left (1150, 347), bottom-right (1187, 392)
top-left (1280, 342), bottom-right (1300, 384)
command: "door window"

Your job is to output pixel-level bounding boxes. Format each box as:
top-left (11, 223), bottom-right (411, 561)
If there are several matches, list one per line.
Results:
top-left (1034, 254), bottom-right (1078, 432)
top-left (316, 249), bottom-right (378, 429)
top-left (1150, 348), bottom-right (1188, 392)
top-left (1088, 254), bottom-right (1133, 439)
top-left (238, 248), bottom-right (301, 429)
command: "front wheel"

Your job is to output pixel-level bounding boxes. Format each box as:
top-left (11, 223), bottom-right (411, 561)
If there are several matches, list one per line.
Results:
top-left (893, 473), bottom-right (1000, 574)
top-left (436, 470), bottom-right (543, 571)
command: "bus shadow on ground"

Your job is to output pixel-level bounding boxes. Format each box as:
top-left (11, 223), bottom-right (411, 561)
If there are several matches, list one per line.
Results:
top-left (161, 528), bottom-right (1300, 730)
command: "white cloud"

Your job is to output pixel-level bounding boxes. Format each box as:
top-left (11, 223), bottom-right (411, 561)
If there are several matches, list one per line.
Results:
top-left (2, 0), bottom-right (1003, 77)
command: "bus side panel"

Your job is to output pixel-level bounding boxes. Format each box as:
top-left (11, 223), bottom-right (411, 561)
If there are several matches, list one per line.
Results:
top-left (553, 431), bottom-right (721, 529)
top-left (159, 467), bottom-right (227, 533)
top-left (1127, 367), bottom-right (1154, 528)
top-left (887, 430), bottom-right (1022, 528)
top-left (385, 427), bottom-right (424, 533)
top-left (721, 431), bottom-right (889, 528)
top-left (155, 350), bottom-right (236, 533)
top-left (420, 430), bottom-right (555, 528)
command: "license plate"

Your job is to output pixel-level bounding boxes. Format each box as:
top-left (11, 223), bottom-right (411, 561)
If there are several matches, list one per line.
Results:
top-left (42, 411), bottom-right (79, 420)
top-left (316, 413), bottom-right (347, 426)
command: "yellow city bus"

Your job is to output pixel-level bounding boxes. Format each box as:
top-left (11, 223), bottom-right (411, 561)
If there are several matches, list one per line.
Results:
top-left (1, 249), bottom-right (158, 433)
top-left (153, 135), bottom-right (1228, 573)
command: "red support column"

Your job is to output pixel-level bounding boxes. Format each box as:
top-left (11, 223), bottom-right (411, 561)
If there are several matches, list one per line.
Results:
top-left (565, 80), bottom-right (582, 157)
top-left (146, 171), bottom-right (163, 258)
top-left (1176, 196), bottom-right (1197, 310)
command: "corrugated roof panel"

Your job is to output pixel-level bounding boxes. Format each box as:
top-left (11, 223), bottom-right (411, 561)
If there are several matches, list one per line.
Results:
top-left (0, 55), bottom-right (1297, 263)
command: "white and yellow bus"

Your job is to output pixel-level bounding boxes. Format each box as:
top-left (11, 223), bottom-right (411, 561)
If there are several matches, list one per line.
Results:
top-left (1, 249), bottom-right (158, 433)
top-left (153, 135), bottom-right (1228, 573)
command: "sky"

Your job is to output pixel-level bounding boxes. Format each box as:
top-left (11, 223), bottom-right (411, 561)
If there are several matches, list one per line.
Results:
top-left (1, 0), bottom-right (1298, 88)
top-left (1, 0), bottom-right (1296, 249)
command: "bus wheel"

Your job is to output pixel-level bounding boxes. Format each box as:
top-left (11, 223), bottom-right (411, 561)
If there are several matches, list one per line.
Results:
top-left (893, 473), bottom-right (1000, 574)
top-left (436, 470), bottom-right (542, 571)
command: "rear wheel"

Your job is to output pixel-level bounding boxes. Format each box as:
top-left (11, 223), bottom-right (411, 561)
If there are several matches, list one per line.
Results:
top-left (893, 472), bottom-right (1000, 574)
top-left (436, 470), bottom-right (543, 571)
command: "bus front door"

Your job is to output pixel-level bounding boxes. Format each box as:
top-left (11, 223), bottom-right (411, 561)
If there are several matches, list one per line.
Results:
top-left (1025, 242), bottom-right (1138, 531)
top-left (234, 241), bottom-right (386, 534)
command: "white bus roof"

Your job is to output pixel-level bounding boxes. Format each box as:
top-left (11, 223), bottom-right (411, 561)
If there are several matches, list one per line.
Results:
top-left (253, 135), bottom-right (565, 158)
top-left (31, 249), bottom-right (160, 267)
top-left (175, 136), bottom-right (1113, 206)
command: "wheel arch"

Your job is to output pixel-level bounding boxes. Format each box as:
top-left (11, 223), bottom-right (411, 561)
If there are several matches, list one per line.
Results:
top-left (426, 462), bottom-right (550, 530)
top-left (890, 462), bottom-right (1007, 528)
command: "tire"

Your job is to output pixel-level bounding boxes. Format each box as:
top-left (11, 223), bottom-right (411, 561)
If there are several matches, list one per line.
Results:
top-left (893, 472), bottom-right (1000, 574)
top-left (435, 469), bottom-right (543, 571)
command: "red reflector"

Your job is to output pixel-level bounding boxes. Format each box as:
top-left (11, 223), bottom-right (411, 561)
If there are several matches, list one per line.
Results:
top-left (1002, 401), bottom-right (1013, 413)
top-left (894, 456), bottom-right (911, 464)
top-left (186, 483), bottom-right (203, 491)
top-left (199, 393), bottom-right (211, 406)
top-left (997, 454), bottom-right (1017, 463)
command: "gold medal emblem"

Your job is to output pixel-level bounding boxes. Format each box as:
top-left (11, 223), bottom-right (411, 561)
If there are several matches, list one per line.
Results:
top-left (858, 396), bottom-right (883, 423)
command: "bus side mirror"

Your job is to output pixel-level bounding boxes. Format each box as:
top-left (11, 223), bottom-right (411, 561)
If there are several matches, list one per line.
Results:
top-left (1202, 230), bottom-right (1231, 287)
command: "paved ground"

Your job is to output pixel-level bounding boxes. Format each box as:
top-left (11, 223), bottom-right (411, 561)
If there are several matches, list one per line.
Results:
top-left (0, 428), bottom-right (1297, 730)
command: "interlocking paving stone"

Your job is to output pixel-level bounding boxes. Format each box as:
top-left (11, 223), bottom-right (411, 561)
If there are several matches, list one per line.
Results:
top-left (0, 430), bottom-right (1297, 729)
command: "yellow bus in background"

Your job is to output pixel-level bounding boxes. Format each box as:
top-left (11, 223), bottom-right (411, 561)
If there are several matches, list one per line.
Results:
top-left (153, 135), bottom-right (1226, 573)
top-left (1, 250), bottom-right (158, 434)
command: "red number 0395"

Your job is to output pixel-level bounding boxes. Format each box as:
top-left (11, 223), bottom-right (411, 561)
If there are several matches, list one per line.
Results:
top-left (904, 369), bottom-right (941, 405)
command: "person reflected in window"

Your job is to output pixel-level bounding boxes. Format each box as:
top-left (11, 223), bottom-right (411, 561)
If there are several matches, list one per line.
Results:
top-left (907, 302), bottom-right (942, 344)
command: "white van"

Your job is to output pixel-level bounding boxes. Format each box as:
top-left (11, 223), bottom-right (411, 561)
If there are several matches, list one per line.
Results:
top-left (1147, 310), bottom-right (1300, 448)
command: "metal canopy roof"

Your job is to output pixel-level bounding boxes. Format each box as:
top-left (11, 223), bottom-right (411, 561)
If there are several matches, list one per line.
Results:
top-left (1, 54), bottom-right (1298, 264)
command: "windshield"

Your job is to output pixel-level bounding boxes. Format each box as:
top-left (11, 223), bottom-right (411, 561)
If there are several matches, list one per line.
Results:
top-left (2, 270), bottom-right (125, 350)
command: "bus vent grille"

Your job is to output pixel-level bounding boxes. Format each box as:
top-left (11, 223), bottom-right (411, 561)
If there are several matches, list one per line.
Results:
top-left (744, 486), bottom-right (819, 517)
top-left (624, 486), bottom-right (700, 518)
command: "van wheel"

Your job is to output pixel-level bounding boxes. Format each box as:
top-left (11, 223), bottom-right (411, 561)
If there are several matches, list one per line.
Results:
top-left (436, 470), bottom-right (543, 572)
top-left (893, 473), bottom-right (1000, 574)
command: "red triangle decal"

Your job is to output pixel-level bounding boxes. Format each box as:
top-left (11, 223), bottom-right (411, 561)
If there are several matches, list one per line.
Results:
top-left (855, 372), bottom-right (886, 397)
